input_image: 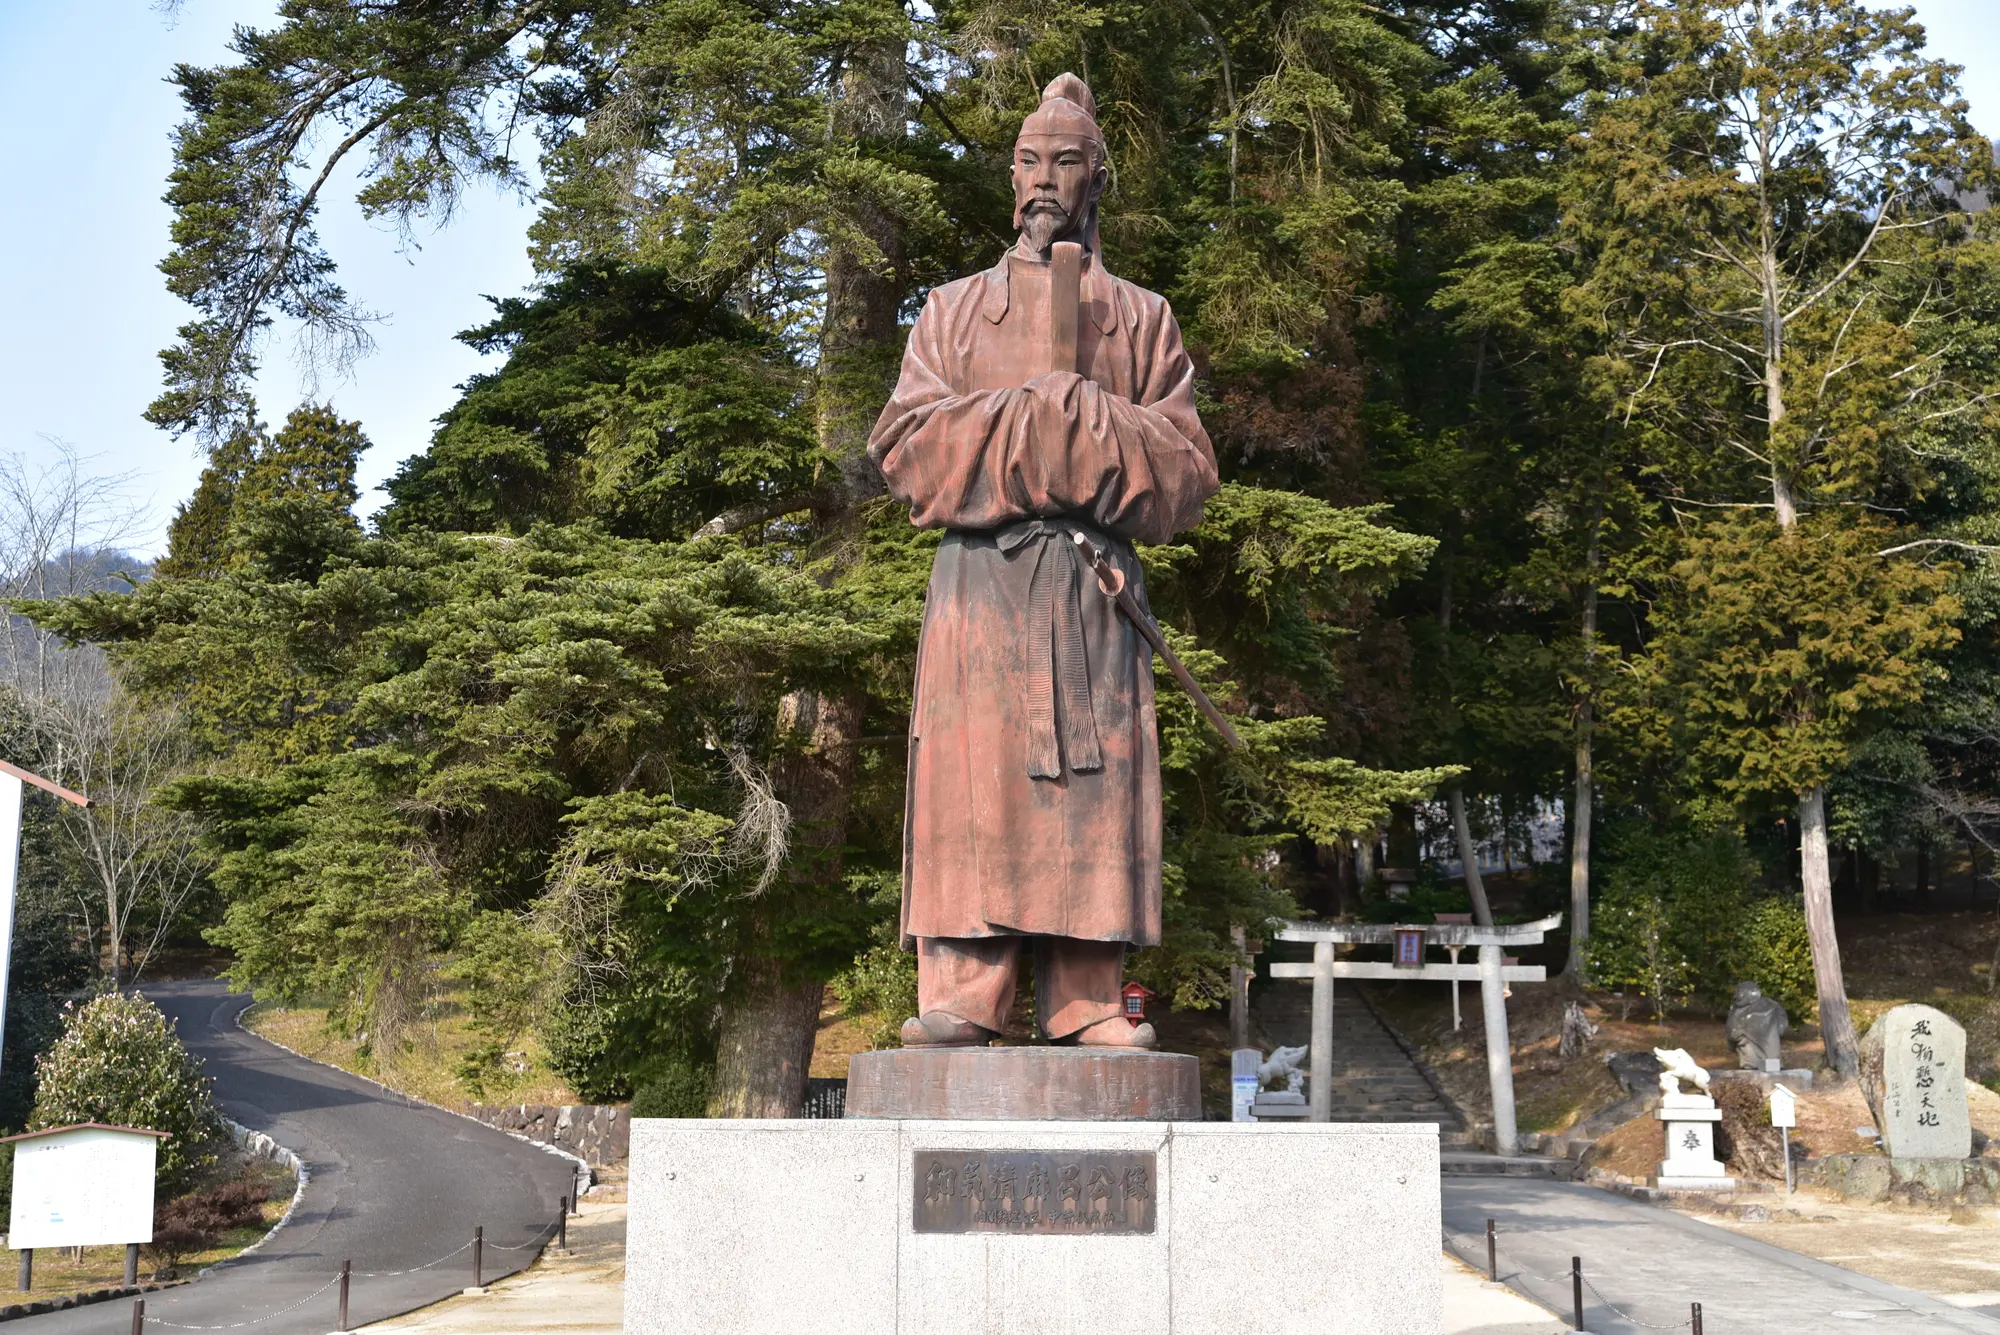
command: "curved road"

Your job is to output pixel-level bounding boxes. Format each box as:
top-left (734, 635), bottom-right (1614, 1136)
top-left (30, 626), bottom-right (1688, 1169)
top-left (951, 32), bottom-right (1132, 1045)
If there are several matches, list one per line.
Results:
top-left (18, 980), bottom-right (576, 1335)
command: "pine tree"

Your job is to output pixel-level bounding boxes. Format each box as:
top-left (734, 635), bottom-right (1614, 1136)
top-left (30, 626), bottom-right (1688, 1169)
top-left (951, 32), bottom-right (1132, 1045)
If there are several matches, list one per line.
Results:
top-left (155, 425), bottom-right (256, 580)
top-left (127, 0), bottom-right (1462, 1114)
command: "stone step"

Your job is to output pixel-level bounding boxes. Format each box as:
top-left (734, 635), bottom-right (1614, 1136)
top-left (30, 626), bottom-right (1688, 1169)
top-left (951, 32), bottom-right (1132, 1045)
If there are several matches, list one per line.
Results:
top-left (1249, 985), bottom-right (1467, 1133)
top-left (1441, 1152), bottom-right (1579, 1180)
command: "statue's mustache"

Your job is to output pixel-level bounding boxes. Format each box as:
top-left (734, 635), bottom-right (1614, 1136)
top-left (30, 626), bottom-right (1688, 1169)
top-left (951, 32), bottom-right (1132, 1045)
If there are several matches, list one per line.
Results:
top-left (1023, 198), bottom-right (1068, 217)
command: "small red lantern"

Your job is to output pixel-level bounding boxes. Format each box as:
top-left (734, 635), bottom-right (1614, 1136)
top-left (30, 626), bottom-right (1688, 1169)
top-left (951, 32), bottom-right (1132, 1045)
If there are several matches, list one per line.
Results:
top-left (1120, 980), bottom-right (1155, 1026)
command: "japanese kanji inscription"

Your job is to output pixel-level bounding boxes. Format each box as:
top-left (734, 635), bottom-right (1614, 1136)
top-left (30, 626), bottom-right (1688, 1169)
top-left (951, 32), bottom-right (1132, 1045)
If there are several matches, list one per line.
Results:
top-left (911, 1150), bottom-right (1157, 1234)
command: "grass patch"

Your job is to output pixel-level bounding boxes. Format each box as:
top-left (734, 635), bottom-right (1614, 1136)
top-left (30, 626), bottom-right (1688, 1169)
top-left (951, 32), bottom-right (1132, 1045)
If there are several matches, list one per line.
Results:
top-left (16, 1159), bottom-right (293, 1302)
top-left (241, 995), bottom-right (577, 1109)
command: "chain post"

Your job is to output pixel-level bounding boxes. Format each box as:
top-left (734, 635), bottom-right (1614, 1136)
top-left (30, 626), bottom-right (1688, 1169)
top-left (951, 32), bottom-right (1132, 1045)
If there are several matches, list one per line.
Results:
top-left (558, 1198), bottom-right (569, 1251)
top-left (130, 1297), bottom-right (145, 1335)
top-left (473, 1226), bottom-right (483, 1289)
top-left (339, 1259), bottom-right (351, 1331)
top-left (1691, 1300), bottom-right (1703, 1334)
top-left (1571, 1256), bottom-right (1584, 1332)
top-left (1485, 1219), bottom-right (1496, 1283)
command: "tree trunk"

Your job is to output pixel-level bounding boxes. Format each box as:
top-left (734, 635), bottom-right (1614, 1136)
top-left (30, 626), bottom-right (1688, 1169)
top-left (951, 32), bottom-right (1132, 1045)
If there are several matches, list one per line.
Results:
top-left (1228, 925), bottom-right (1250, 1052)
top-left (1450, 785), bottom-right (1495, 928)
top-left (1761, 174), bottom-right (1857, 1073)
top-left (709, 29), bottom-right (908, 1118)
top-left (712, 687), bottom-right (866, 1116)
top-left (1566, 512), bottom-right (1602, 979)
top-left (1566, 718), bottom-right (1593, 979)
top-left (1799, 786), bottom-right (1859, 1077)
top-left (104, 871), bottom-right (123, 988)
top-left (709, 956), bottom-right (825, 1117)
top-left (816, 29), bottom-right (907, 505)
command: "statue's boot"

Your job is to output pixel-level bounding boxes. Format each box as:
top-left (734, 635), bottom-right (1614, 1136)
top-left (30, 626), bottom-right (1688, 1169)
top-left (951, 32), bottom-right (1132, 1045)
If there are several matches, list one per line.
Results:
top-left (1064, 1016), bottom-right (1158, 1049)
top-left (900, 1011), bottom-right (998, 1047)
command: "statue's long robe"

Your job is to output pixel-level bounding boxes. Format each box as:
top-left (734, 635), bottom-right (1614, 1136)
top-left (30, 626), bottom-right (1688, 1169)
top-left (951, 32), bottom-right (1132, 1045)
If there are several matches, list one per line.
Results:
top-left (867, 249), bottom-right (1218, 947)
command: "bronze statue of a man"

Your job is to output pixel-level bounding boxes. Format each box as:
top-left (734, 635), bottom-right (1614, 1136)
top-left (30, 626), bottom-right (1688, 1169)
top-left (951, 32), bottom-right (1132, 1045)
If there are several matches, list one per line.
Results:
top-left (867, 74), bottom-right (1219, 1050)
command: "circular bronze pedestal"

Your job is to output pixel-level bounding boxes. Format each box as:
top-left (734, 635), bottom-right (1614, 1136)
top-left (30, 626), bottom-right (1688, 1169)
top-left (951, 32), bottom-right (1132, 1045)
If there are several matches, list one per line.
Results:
top-left (845, 1046), bottom-right (1202, 1120)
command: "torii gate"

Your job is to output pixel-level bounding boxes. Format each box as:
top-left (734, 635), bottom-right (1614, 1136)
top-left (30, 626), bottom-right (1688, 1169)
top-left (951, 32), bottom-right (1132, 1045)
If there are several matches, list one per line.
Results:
top-left (1270, 913), bottom-right (1561, 1156)
top-left (0, 759), bottom-right (90, 1083)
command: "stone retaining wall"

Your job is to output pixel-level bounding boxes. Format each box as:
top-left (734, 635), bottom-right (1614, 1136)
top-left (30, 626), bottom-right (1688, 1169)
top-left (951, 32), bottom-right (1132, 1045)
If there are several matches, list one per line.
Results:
top-left (465, 1102), bottom-right (629, 1165)
top-left (1808, 1153), bottom-right (2000, 1204)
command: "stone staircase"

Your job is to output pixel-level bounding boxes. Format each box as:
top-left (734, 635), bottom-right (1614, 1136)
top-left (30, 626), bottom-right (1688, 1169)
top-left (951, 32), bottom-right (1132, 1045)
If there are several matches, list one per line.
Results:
top-left (1251, 973), bottom-right (1474, 1143)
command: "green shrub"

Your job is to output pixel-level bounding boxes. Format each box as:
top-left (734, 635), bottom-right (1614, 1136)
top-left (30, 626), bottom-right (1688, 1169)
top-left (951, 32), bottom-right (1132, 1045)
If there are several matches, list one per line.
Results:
top-left (629, 1060), bottom-right (715, 1118)
top-left (542, 994), bottom-right (632, 1103)
top-left (1587, 878), bottom-right (1695, 1019)
top-left (1732, 897), bottom-right (1816, 1023)
top-left (832, 944), bottom-right (918, 1050)
top-left (31, 993), bottom-right (227, 1191)
top-left (1586, 830), bottom-right (1815, 1022)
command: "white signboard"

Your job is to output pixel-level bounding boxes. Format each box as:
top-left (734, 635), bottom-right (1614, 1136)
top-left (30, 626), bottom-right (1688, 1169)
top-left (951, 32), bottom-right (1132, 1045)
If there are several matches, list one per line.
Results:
top-left (9, 1126), bottom-right (161, 1249)
top-left (1769, 1083), bottom-right (1797, 1130)
top-left (1231, 1074), bottom-right (1258, 1123)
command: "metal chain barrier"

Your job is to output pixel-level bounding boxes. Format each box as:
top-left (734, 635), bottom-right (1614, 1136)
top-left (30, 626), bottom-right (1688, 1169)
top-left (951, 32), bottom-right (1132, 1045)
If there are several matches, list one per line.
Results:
top-left (143, 1274), bottom-right (344, 1330)
top-left (135, 1212), bottom-right (565, 1331)
top-left (483, 1219), bottom-right (562, 1252)
top-left (1444, 1229), bottom-right (1579, 1287)
top-left (350, 1238), bottom-right (475, 1279)
top-left (1580, 1271), bottom-right (1701, 1331)
top-left (1448, 1224), bottom-right (1698, 1331)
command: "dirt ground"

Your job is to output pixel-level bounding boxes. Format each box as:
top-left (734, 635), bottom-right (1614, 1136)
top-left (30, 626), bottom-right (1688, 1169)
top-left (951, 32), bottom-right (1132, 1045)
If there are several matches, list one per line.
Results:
top-left (1369, 909), bottom-right (2000, 1146)
top-left (1682, 1190), bottom-right (2000, 1299)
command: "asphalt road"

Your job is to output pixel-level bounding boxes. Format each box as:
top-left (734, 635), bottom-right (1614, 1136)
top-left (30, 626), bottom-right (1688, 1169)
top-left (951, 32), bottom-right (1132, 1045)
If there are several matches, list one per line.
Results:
top-left (1443, 1176), bottom-right (2000, 1334)
top-left (15, 979), bottom-right (576, 1335)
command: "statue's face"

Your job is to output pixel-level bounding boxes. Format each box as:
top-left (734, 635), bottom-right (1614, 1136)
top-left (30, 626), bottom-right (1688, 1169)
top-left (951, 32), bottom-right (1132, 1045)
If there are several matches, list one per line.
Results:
top-left (1011, 133), bottom-right (1106, 258)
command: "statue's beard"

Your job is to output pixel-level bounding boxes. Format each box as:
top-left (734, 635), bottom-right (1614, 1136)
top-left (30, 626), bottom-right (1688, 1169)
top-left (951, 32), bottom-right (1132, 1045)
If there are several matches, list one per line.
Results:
top-left (1018, 200), bottom-right (1073, 258)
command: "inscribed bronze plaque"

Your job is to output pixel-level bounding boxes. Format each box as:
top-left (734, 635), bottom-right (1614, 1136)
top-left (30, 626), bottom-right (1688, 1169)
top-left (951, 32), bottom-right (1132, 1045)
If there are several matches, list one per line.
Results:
top-left (911, 1149), bottom-right (1157, 1235)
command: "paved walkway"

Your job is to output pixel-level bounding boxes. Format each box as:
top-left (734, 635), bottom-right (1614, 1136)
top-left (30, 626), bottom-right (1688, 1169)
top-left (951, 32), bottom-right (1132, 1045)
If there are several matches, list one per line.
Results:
top-left (364, 1203), bottom-right (1547, 1335)
top-left (1443, 1251), bottom-right (1568, 1335)
top-left (1444, 1178), bottom-right (2000, 1334)
top-left (364, 1198), bottom-right (625, 1333)
top-left (12, 981), bottom-right (576, 1335)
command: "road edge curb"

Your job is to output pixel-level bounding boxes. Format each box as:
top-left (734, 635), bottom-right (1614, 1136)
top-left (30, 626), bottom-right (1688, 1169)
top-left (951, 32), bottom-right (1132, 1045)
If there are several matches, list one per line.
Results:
top-left (230, 995), bottom-right (597, 1192)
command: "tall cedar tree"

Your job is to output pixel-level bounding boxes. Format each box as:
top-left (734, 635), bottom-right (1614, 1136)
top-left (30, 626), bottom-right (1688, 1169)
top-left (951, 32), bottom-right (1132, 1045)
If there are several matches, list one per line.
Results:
top-left (66, 0), bottom-right (1457, 1111)
top-left (1566, 0), bottom-right (1994, 1072)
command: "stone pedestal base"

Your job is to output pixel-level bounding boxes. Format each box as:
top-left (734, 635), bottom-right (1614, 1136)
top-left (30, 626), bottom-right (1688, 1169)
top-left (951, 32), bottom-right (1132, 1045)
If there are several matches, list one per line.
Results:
top-left (846, 1046), bottom-right (1201, 1120)
top-left (1658, 1100), bottom-right (1731, 1188)
top-left (626, 1119), bottom-right (1442, 1335)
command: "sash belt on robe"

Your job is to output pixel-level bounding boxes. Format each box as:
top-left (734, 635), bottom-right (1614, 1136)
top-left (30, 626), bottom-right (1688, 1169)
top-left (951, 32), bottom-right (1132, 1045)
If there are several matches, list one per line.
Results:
top-left (994, 517), bottom-right (1121, 778)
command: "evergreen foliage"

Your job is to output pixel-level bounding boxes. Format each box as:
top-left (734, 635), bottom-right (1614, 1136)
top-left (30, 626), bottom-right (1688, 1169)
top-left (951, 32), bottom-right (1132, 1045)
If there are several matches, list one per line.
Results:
top-left (35, 0), bottom-right (2000, 1098)
top-left (30, 993), bottom-right (227, 1192)
top-left (1586, 830), bottom-right (1815, 1023)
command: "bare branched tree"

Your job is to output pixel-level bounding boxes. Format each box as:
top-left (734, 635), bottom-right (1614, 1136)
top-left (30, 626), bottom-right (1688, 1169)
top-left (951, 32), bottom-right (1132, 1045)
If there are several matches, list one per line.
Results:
top-left (0, 445), bottom-right (208, 984)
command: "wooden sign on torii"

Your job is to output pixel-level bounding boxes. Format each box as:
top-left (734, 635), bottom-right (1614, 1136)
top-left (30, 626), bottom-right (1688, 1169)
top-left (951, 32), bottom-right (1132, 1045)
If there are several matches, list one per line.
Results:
top-left (1268, 913), bottom-right (1561, 1157)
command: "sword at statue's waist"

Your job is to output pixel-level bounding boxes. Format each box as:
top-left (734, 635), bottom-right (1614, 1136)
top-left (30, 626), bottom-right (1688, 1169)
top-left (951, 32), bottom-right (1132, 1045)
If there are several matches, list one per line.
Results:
top-left (1066, 529), bottom-right (1246, 751)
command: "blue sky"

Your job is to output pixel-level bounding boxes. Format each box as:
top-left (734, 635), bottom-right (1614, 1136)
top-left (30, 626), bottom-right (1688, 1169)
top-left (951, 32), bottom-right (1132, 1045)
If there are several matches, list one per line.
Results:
top-left (1, 1), bottom-right (1996, 555)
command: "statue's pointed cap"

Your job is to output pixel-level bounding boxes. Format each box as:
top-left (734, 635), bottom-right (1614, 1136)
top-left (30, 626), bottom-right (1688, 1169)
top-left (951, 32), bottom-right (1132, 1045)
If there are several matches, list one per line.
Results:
top-left (1018, 72), bottom-right (1102, 145)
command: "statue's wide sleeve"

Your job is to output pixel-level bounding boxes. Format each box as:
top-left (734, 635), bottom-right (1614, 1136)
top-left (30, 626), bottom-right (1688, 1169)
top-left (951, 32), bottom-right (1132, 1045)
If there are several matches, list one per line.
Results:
top-left (866, 287), bottom-right (1218, 545)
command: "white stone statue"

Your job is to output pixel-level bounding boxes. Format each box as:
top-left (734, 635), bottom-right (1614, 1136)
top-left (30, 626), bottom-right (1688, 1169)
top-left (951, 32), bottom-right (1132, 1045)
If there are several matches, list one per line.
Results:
top-left (1258, 1044), bottom-right (1309, 1095)
top-left (1653, 1048), bottom-right (1712, 1100)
